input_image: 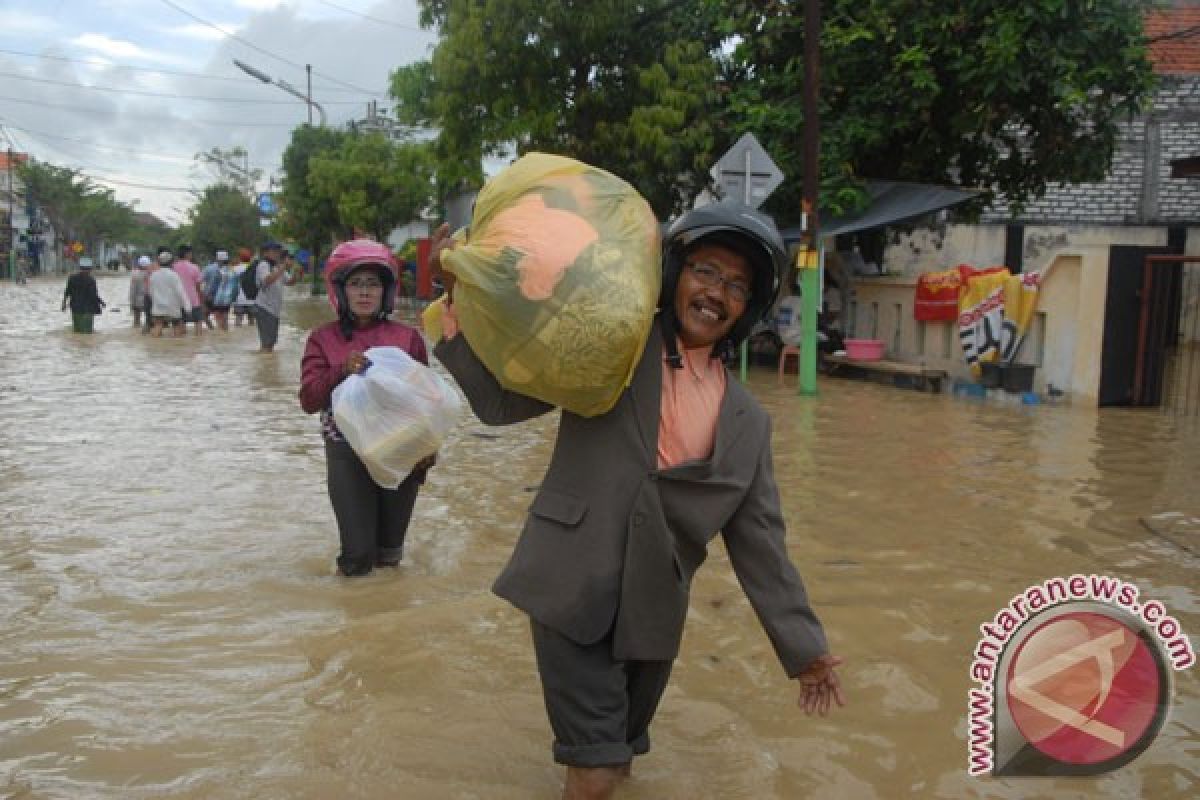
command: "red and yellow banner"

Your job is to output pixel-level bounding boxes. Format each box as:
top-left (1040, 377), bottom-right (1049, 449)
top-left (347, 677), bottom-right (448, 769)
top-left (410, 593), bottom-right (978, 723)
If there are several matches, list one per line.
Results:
top-left (957, 267), bottom-right (1042, 377)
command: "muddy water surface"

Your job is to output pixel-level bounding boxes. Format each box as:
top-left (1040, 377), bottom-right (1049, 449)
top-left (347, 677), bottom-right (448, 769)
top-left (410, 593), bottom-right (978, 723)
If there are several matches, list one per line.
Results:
top-left (1, 275), bottom-right (1196, 799)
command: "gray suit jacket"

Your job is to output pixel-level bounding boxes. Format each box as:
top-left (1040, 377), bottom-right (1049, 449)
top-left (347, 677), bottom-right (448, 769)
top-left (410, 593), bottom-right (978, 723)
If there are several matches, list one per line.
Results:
top-left (434, 319), bottom-right (828, 677)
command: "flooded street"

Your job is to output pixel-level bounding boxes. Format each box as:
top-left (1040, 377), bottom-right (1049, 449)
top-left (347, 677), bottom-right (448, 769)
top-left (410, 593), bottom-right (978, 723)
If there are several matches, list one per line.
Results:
top-left (1, 274), bottom-right (1196, 799)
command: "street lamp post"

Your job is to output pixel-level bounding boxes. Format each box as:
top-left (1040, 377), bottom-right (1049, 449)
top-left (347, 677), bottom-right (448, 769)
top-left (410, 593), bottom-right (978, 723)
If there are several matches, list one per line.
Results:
top-left (233, 59), bottom-right (327, 126)
top-left (233, 59), bottom-right (328, 294)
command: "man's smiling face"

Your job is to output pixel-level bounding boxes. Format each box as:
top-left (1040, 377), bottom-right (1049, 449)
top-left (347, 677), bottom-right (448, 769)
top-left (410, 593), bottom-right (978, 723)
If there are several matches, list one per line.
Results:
top-left (673, 242), bottom-right (751, 349)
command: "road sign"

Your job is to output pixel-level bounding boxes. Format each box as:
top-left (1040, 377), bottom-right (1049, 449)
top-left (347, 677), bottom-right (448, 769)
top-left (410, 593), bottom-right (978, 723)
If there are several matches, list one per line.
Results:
top-left (710, 132), bottom-right (784, 209)
top-left (257, 192), bottom-right (277, 215)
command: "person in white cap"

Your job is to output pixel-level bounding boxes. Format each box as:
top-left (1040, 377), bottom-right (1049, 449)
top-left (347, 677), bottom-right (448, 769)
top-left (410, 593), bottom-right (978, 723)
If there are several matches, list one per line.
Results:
top-left (148, 247), bottom-right (192, 338)
top-left (130, 255), bottom-right (151, 329)
top-left (62, 256), bottom-right (105, 333)
top-left (207, 249), bottom-right (238, 330)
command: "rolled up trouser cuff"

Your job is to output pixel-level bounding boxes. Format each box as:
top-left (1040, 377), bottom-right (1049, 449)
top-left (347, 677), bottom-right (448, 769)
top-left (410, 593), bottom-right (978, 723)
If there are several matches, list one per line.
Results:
top-left (376, 546), bottom-right (403, 564)
top-left (552, 740), bottom-right (636, 768)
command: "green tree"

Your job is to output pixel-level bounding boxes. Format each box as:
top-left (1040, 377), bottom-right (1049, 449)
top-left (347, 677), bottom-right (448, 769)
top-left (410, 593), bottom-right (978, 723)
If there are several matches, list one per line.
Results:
top-left (721, 0), bottom-right (1157, 220)
top-left (18, 160), bottom-right (140, 257)
top-left (395, 0), bottom-right (726, 217)
top-left (17, 161), bottom-right (85, 258)
top-left (307, 132), bottom-right (436, 241)
top-left (195, 146), bottom-right (261, 198)
top-left (186, 185), bottom-right (262, 258)
top-left (72, 188), bottom-right (137, 253)
top-left (278, 125), bottom-right (349, 254)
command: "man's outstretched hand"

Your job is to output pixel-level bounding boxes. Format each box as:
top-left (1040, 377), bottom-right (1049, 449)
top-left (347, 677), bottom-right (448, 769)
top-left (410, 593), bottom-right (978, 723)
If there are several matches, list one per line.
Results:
top-left (796, 654), bottom-right (846, 716)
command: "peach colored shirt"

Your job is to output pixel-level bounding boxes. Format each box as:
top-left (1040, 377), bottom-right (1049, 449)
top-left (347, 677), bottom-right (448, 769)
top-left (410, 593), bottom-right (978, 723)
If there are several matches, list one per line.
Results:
top-left (657, 342), bottom-right (726, 469)
top-left (442, 304), bottom-right (725, 467)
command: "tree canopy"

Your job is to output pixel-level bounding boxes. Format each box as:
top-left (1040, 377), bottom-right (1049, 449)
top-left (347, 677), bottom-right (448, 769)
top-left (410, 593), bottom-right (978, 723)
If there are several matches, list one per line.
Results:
top-left (395, 0), bottom-right (1157, 224)
top-left (307, 132), bottom-right (437, 241)
top-left (17, 160), bottom-right (143, 256)
top-left (194, 146), bottom-right (262, 198)
top-left (186, 185), bottom-right (262, 259)
top-left (395, 0), bottom-right (727, 217)
top-left (723, 0), bottom-right (1157, 219)
top-left (278, 125), bottom-right (347, 254)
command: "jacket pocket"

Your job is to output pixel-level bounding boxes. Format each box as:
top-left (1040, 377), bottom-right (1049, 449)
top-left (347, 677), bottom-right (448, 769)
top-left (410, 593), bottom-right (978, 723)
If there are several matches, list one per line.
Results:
top-left (529, 489), bottom-right (587, 527)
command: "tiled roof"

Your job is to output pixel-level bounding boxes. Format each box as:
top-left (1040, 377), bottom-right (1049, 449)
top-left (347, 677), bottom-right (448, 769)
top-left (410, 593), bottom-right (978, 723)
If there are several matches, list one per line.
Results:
top-left (0, 152), bottom-right (29, 169)
top-left (1146, 8), bottom-right (1200, 74)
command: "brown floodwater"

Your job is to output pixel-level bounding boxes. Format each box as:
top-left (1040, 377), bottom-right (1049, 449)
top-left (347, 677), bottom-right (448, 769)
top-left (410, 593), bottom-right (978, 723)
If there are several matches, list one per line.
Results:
top-left (1, 275), bottom-right (1196, 799)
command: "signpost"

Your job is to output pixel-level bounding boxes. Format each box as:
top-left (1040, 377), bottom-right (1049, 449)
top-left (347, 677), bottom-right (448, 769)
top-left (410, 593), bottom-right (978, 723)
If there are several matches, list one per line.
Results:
top-left (710, 133), bottom-right (785, 210)
top-left (710, 133), bottom-right (789, 382)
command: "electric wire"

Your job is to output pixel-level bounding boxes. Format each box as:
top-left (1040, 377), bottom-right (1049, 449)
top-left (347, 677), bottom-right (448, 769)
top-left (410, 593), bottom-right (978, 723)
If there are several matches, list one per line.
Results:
top-left (0, 93), bottom-right (307, 126)
top-left (0, 47), bottom-right (376, 93)
top-left (0, 118), bottom-right (273, 169)
top-left (155, 0), bottom-right (387, 97)
top-left (0, 70), bottom-right (365, 105)
top-left (311, 0), bottom-right (426, 31)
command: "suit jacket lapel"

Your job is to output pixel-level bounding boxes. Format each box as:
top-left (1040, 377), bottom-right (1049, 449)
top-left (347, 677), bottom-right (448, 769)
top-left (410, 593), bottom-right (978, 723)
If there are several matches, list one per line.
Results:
top-left (629, 321), bottom-right (664, 467)
top-left (712, 374), bottom-right (750, 463)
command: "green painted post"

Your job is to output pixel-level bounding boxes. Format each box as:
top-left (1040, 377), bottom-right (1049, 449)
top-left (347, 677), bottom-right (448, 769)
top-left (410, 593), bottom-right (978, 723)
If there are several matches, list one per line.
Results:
top-left (799, 254), bottom-right (820, 395)
top-left (740, 339), bottom-right (749, 382)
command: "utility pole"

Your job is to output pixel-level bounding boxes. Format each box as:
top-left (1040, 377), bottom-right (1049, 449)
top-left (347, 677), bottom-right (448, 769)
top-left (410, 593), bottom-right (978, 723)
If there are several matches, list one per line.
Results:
top-left (798, 0), bottom-right (822, 395)
top-left (6, 146), bottom-right (13, 282)
top-left (306, 64), bottom-right (313, 127)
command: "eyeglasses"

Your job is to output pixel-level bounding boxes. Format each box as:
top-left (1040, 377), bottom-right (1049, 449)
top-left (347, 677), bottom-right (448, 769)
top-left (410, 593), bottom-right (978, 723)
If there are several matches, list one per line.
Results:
top-left (685, 261), bottom-right (751, 303)
top-left (345, 278), bottom-right (383, 291)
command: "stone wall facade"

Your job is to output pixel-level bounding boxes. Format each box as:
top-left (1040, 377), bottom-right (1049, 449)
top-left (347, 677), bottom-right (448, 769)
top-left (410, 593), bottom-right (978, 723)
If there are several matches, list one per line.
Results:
top-left (982, 75), bottom-right (1200, 225)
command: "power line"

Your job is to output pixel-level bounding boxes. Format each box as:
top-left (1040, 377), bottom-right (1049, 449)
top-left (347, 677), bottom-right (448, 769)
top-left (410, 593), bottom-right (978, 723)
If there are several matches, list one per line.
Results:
top-left (156, 0), bottom-right (387, 97)
top-left (0, 93), bottom-right (306, 127)
top-left (0, 119), bottom-right (273, 169)
top-left (0, 47), bottom-right (375, 94)
top-left (88, 175), bottom-right (198, 192)
top-left (311, 0), bottom-right (427, 31)
top-left (0, 70), bottom-right (366, 105)
top-left (5, 126), bottom-right (199, 193)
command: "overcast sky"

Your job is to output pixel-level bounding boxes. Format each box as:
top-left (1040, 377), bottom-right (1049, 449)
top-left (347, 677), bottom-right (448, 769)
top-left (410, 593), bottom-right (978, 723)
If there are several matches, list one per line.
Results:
top-left (0, 0), bottom-right (438, 226)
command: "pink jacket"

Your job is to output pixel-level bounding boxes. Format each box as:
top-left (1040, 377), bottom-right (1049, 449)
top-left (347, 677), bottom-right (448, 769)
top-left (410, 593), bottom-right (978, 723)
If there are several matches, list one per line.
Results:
top-left (299, 319), bottom-right (428, 414)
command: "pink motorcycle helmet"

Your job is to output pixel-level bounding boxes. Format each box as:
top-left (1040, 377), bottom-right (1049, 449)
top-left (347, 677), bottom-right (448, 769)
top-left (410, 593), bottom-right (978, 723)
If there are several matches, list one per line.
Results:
top-left (324, 239), bottom-right (400, 320)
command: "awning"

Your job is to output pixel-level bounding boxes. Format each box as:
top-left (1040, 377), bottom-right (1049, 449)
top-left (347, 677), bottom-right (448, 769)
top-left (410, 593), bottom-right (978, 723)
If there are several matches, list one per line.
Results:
top-left (780, 180), bottom-right (980, 243)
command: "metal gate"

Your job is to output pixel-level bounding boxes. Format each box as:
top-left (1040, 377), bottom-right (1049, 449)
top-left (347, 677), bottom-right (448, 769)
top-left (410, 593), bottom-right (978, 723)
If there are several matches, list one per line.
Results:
top-left (1100, 250), bottom-right (1200, 415)
top-left (1159, 260), bottom-right (1200, 417)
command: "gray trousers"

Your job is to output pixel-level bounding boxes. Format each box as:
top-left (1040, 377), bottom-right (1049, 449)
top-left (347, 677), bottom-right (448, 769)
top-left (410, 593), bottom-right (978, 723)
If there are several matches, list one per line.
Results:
top-left (256, 308), bottom-right (280, 349)
top-left (325, 438), bottom-right (424, 576)
top-left (531, 620), bottom-right (674, 767)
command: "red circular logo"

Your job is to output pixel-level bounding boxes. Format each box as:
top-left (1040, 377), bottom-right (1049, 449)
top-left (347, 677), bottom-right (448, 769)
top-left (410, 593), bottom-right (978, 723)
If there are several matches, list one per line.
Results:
top-left (1006, 611), bottom-right (1163, 766)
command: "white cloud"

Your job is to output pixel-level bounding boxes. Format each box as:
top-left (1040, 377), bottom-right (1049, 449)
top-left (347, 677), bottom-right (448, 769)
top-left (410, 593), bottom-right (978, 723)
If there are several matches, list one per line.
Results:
top-left (0, 10), bottom-right (57, 35)
top-left (166, 23), bottom-right (242, 42)
top-left (70, 33), bottom-right (155, 60)
top-left (68, 33), bottom-right (196, 69)
top-left (233, 0), bottom-right (287, 11)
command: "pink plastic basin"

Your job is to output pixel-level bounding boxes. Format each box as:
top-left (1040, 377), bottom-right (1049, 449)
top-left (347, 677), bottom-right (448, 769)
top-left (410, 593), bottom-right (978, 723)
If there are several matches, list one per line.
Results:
top-left (844, 338), bottom-right (885, 361)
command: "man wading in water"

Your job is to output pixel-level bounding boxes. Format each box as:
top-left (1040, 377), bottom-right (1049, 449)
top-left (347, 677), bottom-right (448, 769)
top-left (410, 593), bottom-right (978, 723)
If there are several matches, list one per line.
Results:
top-left (431, 202), bottom-right (845, 800)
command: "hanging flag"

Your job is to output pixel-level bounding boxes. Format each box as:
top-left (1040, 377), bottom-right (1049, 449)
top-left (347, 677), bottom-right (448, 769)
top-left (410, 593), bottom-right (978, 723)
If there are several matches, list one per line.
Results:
top-left (957, 267), bottom-right (1042, 377)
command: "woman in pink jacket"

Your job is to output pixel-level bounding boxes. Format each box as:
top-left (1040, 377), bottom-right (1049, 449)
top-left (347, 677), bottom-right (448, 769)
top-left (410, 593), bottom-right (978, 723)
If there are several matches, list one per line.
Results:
top-left (299, 239), bottom-right (433, 576)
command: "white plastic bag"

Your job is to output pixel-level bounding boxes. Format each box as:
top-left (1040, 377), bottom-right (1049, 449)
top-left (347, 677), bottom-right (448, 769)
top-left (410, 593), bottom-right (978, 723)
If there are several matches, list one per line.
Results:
top-left (332, 346), bottom-right (464, 489)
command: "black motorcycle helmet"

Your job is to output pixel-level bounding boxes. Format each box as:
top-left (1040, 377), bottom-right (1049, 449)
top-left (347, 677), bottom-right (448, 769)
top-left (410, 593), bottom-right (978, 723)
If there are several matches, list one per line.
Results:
top-left (659, 201), bottom-right (788, 366)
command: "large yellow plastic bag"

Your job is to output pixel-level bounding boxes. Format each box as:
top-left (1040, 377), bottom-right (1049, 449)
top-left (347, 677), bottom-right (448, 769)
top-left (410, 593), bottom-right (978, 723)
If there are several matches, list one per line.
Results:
top-left (422, 295), bottom-right (448, 341)
top-left (332, 346), bottom-right (464, 488)
top-left (442, 152), bottom-right (661, 417)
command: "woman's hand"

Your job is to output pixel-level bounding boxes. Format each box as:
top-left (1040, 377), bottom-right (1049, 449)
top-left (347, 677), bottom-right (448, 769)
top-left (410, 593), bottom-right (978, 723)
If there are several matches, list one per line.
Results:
top-left (343, 351), bottom-right (371, 376)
